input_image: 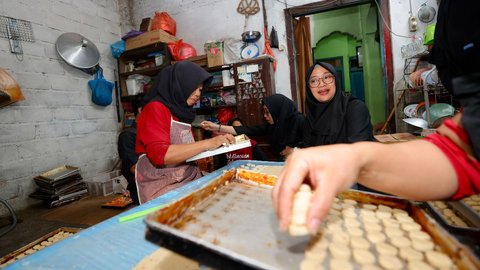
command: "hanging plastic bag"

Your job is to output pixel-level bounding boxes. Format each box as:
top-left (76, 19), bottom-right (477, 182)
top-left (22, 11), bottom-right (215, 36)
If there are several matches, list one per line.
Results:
top-left (168, 39), bottom-right (197, 61)
top-left (151, 12), bottom-right (176, 36)
top-left (110, 40), bottom-right (125, 58)
top-left (88, 68), bottom-right (113, 106)
top-left (269, 26), bottom-right (279, 49)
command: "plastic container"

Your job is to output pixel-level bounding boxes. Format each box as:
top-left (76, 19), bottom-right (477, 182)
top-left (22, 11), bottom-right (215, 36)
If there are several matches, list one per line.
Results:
top-left (86, 170), bottom-right (121, 196)
top-left (126, 78), bottom-right (143, 95)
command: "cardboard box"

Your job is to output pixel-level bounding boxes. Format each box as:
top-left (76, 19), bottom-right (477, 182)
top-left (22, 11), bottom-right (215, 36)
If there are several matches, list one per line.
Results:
top-left (204, 41), bottom-right (224, 67)
top-left (126, 29), bottom-right (178, 50)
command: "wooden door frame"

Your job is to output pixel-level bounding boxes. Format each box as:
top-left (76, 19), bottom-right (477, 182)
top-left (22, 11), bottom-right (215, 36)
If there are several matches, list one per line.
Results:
top-left (284, 0), bottom-right (394, 124)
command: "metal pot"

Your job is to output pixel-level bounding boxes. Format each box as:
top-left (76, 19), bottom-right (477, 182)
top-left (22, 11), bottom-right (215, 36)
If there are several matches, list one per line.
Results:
top-left (241, 31), bottom-right (261, 43)
top-left (56, 33), bottom-right (100, 74)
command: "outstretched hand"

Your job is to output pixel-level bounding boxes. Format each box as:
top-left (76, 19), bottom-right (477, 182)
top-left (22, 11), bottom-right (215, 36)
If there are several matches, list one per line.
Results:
top-left (200, 121), bottom-right (218, 131)
top-left (272, 144), bottom-right (363, 234)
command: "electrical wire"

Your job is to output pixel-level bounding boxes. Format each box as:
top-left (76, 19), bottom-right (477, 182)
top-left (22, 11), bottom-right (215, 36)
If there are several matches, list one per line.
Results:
top-left (373, 0), bottom-right (412, 39)
top-left (0, 198), bottom-right (17, 238)
top-left (275, 0), bottom-right (292, 8)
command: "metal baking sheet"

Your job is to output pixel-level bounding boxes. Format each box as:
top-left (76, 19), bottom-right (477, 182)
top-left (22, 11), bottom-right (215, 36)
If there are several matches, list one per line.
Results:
top-left (34, 165), bottom-right (80, 182)
top-left (145, 161), bottom-right (480, 269)
top-left (422, 201), bottom-right (480, 257)
top-left (0, 227), bottom-right (81, 265)
top-left (422, 202), bottom-right (480, 231)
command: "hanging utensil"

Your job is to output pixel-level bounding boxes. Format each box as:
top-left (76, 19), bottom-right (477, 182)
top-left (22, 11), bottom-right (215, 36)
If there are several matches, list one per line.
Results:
top-left (56, 33), bottom-right (101, 75)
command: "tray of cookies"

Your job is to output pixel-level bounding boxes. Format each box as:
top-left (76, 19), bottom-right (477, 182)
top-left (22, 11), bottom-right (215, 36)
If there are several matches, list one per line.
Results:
top-left (0, 227), bottom-right (81, 267)
top-left (144, 161), bottom-right (480, 270)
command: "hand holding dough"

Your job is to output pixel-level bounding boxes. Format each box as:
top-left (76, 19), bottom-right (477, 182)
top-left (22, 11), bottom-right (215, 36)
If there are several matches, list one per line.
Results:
top-left (289, 184), bottom-right (312, 236)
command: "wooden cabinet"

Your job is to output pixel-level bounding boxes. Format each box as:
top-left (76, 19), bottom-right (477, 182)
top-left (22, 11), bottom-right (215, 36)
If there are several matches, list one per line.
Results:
top-left (233, 56), bottom-right (275, 126)
top-left (194, 56), bottom-right (275, 126)
top-left (117, 42), bottom-right (171, 98)
top-left (116, 42), bottom-right (171, 125)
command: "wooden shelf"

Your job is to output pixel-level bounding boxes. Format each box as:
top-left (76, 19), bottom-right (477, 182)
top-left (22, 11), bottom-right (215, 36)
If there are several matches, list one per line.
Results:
top-left (119, 64), bottom-right (168, 78)
top-left (205, 64), bottom-right (233, 72)
top-left (204, 85), bottom-right (235, 93)
top-left (195, 104), bottom-right (236, 114)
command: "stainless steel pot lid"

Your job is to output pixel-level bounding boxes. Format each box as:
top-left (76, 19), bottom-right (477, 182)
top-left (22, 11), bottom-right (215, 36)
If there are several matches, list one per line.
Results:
top-left (56, 33), bottom-right (100, 69)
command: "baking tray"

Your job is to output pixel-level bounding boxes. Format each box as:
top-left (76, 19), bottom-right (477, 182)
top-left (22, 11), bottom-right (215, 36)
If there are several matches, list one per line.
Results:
top-left (422, 201), bottom-right (480, 257)
top-left (34, 165), bottom-right (80, 182)
top-left (0, 227), bottom-right (81, 266)
top-left (144, 163), bottom-right (480, 270)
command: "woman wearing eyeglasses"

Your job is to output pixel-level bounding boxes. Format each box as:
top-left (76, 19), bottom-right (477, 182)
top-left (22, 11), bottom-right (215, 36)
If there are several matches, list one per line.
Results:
top-left (303, 61), bottom-right (374, 147)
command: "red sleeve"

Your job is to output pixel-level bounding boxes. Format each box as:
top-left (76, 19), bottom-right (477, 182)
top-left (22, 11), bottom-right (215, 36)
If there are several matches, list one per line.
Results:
top-left (424, 119), bottom-right (480, 199)
top-left (135, 101), bottom-right (171, 166)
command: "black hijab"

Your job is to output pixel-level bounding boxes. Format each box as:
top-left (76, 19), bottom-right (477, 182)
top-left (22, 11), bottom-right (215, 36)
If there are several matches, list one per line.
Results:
top-left (303, 61), bottom-right (353, 146)
top-left (142, 61), bottom-right (212, 123)
top-left (263, 94), bottom-right (304, 149)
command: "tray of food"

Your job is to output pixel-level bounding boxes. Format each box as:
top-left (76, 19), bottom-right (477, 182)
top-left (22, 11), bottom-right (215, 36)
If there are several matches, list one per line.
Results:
top-left (144, 161), bottom-right (480, 270)
top-left (461, 194), bottom-right (480, 216)
top-left (422, 201), bottom-right (480, 231)
top-left (0, 227), bottom-right (81, 267)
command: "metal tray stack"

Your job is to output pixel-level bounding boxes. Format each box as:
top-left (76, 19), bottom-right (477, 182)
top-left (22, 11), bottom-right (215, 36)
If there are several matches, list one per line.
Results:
top-left (29, 165), bottom-right (87, 208)
top-left (144, 161), bottom-right (480, 270)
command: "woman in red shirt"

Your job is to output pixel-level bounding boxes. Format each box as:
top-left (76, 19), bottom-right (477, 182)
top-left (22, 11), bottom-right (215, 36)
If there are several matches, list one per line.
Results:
top-left (135, 61), bottom-right (235, 204)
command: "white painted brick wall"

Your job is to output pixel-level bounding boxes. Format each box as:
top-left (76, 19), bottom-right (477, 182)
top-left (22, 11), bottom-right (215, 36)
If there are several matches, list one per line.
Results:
top-left (130, 0), bottom-right (418, 100)
top-left (129, 0), bottom-right (322, 99)
top-left (0, 0), bottom-right (122, 213)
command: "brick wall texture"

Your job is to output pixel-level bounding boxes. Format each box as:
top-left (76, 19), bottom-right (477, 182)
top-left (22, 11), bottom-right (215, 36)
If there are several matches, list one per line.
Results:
top-left (0, 0), bottom-right (122, 212)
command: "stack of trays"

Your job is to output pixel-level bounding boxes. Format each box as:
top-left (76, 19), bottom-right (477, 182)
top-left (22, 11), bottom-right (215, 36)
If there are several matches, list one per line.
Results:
top-left (29, 166), bottom-right (87, 208)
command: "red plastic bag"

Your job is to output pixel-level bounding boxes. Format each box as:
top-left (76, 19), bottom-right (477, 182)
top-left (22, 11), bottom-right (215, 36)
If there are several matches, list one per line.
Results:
top-left (151, 12), bottom-right (176, 36)
top-left (168, 40), bottom-right (197, 61)
top-left (217, 107), bottom-right (236, 124)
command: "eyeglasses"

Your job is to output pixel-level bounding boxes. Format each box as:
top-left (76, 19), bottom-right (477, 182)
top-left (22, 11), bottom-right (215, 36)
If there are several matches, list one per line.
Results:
top-left (309, 74), bottom-right (334, 87)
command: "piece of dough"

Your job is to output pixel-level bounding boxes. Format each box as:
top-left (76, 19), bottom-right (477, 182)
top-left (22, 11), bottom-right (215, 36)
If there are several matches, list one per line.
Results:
top-left (346, 227), bottom-right (363, 237)
top-left (362, 204), bottom-right (377, 210)
top-left (411, 238), bottom-right (434, 251)
top-left (329, 258), bottom-right (354, 270)
top-left (366, 231), bottom-right (386, 243)
top-left (350, 236), bottom-right (370, 250)
top-left (328, 242), bottom-right (351, 259)
top-left (331, 231), bottom-right (350, 245)
top-left (353, 249), bottom-right (375, 265)
top-left (407, 261), bottom-right (435, 270)
top-left (385, 227), bottom-right (403, 238)
top-left (399, 247), bottom-right (423, 262)
top-left (289, 184), bottom-right (312, 236)
top-left (378, 255), bottom-right (403, 269)
top-left (375, 242), bottom-right (398, 256)
top-left (408, 230), bottom-right (431, 241)
top-left (344, 217), bottom-right (361, 228)
top-left (425, 250), bottom-right (454, 269)
top-left (363, 222), bottom-right (382, 232)
top-left (390, 236), bottom-right (411, 248)
top-left (401, 222), bottom-right (421, 232)
top-left (343, 199), bottom-right (357, 205)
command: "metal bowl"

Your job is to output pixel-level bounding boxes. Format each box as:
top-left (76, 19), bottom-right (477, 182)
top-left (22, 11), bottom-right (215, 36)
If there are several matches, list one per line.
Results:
top-left (403, 117), bottom-right (429, 129)
top-left (241, 31), bottom-right (261, 43)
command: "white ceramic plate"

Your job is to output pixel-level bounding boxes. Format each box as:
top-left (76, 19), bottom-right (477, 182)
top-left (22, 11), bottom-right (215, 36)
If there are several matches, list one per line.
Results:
top-left (403, 104), bottom-right (418, 118)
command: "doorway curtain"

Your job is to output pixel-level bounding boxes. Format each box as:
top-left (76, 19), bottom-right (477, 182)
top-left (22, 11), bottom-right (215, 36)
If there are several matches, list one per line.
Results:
top-left (294, 16), bottom-right (313, 113)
